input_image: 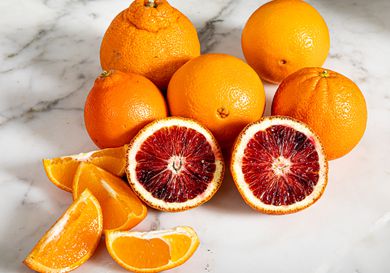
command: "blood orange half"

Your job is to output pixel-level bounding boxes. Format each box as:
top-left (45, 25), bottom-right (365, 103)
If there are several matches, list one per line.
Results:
top-left (231, 116), bottom-right (328, 214)
top-left (126, 117), bottom-right (225, 212)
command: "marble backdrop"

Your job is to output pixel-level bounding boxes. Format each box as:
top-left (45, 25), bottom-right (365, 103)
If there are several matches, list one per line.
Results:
top-left (0, 0), bottom-right (389, 272)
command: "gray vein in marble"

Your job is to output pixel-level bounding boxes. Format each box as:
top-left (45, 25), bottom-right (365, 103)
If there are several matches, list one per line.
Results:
top-left (0, 81), bottom-right (85, 127)
top-left (198, 0), bottom-right (237, 53)
top-left (150, 212), bottom-right (161, 231)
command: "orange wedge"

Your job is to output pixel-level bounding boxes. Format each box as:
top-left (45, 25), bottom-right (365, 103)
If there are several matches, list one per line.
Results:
top-left (106, 226), bottom-right (199, 273)
top-left (24, 189), bottom-right (103, 273)
top-left (43, 145), bottom-right (127, 192)
top-left (73, 162), bottom-right (147, 231)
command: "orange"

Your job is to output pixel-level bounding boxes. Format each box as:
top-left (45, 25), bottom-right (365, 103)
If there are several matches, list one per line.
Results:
top-left (167, 53), bottom-right (265, 149)
top-left (24, 190), bottom-right (103, 273)
top-left (84, 70), bottom-right (167, 149)
top-left (271, 67), bottom-right (367, 160)
top-left (242, 0), bottom-right (330, 83)
top-left (100, 0), bottom-right (200, 89)
top-left (106, 226), bottom-right (199, 273)
top-left (73, 162), bottom-right (147, 231)
top-left (43, 145), bottom-right (127, 192)
top-left (230, 116), bottom-right (328, 214)
top-left (126, 117), bottom-right (225, 212)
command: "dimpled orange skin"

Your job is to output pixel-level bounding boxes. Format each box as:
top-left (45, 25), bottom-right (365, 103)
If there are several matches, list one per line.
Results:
top-left (100, 0), bottom-right (200, 89)
top-left (242, 0), bottom-right (330, 84)
top-left (271, 67), bottom-right (367, 160)
top-left (84, 70), bottom-right (167, 149)
top-left (167, 54), bottom-right (265, 149)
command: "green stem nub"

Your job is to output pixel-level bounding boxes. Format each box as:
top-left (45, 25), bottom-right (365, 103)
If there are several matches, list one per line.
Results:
top-left (145, 0), bottom-right (157, 8)
top-left (320, 70), bottom-right (330, 78)
top-left (100, 70), bottom-right (112, 78)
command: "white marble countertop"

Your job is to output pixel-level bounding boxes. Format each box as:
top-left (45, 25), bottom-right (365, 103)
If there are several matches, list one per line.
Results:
top-left (1, 0), bottom-right (390, 272)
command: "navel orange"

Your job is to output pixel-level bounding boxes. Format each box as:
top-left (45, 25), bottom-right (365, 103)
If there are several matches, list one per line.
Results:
top-left (242, 0), bottom-right (330, 83)
top-left (167, 53), bottom-right (265, 149)
top-left (271, 67), bottom-right (367, 160)
top-left (84, 70), bottom-right (167, 149)
top-left (100, 0), bottom-right (200, 89)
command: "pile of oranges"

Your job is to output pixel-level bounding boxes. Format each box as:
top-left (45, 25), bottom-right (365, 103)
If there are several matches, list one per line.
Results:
top-left (24, 0), bottom-right (368, 272)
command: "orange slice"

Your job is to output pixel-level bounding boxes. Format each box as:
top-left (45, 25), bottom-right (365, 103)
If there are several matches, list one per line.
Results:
top-left (106, 226), bottom-right (199, 273)
top-left (231, 116), bottom-right (328, 214)
top-left (43, 145), bottom-right (127, 192)
top-left (24, 189), bottom-right (103, 273)
top-left (73, 162), bottom-right (147, 231)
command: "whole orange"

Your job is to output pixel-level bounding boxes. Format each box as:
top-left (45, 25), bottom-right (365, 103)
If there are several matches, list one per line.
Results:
top-left (167, 53), bottom-right (265, 149)
top-left (242, 0), bottom-right (330, 83)
top-left (100, 0), bottom-right (200, 89)
top-left (84, 70), bottom-right (167, 149)
top-left (271, 67), bottom-right (367, 160)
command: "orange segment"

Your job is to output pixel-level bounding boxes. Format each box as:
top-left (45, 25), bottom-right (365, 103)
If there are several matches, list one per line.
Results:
top-left (73, 162), bottom-right (147, 231)
top-left (43, 145), bottom-right (127, 192)
top-left (24, 190), bottom-right (103, 273)
top-left (106, 226), bottom-right (199, 273)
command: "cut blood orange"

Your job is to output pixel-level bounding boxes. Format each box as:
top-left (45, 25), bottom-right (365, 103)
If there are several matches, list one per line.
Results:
top-left (231, 116), bottom-right (328, 214)
top-left (106, 226), bottom-right (199, 273)
top-left (43, 145), bottom-right (127, 192)
top-left (126, 117), bottom-right (225, 212)
top-left (73, 162), bottom-right (147, 231)
top-left (24, 189), bottom-right (103, 273)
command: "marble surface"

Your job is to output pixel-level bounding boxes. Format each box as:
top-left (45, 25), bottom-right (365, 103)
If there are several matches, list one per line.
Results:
top-left (1, 0), bottom-right (390, 272)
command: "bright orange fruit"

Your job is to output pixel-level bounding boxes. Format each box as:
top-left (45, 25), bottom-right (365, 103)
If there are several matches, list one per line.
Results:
top-left (24, 190), bottom-right (103, 273)
top-left (84, 70), bottom-right (167, 149)
top-left (73, 162), bottom-right (147, 231)
top-left (100, 0), bottom-right (200, 89)
top-left (106, 226), bottom-right (199, 273)
top-left (271, 67), bottom-right (367, 160)
top-left (43, 145), bottom-right (127, 192)
top-left (167, 53), bottom-right (265, 149)
top-left (242, 0), bottom-right (330, 83)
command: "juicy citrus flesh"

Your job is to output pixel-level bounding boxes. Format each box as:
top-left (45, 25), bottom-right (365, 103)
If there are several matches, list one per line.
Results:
top-left (24, 190), bottom-right (103, 273)
top-left (231, 116), bottom-right (328, 214)
top-left (241, 0), bottom-right (330, 83)
top-left (106, 226), bottom-right (199, 273)
top-left (84, 70), bottom-right (167, 149)
top-left (271, 67), bottom-right (367, 160)
top-left (167, 53), bottom-right (265, 149)
top-left (73, 162), bottom-right (147, 231)
top-left (100, 0), bottom-right (200, 88)
top-left (127, 117), bottom-right (225, 212)
top-left (43, 145), bottom-right (127, 192)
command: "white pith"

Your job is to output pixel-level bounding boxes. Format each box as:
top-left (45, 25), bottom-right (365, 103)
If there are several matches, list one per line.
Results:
top-left (69, 151), bottom-right (95, 161)
top-left (107, 226), bottom-right (198, 270)
top-left (167, 155), bottom-right (186, 174)
top-left (231, 117), bottom-right (327, 212)
top-left (271, 156), bottom-right (291, 176)
top-left (127, 118), bottom-right (224, 211)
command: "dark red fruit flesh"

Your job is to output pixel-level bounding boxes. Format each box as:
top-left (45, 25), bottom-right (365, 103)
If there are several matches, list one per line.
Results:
top-left (242, 125), bottom-right (320, 206)
top-left (135, 126), bottom-right (216, 203)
